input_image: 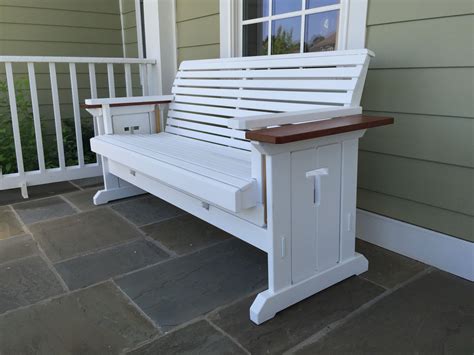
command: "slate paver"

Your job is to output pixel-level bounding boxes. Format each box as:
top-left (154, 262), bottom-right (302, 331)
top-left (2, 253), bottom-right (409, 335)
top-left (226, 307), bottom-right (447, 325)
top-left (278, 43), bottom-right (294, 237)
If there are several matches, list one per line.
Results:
top-left (0, 282), bottom-right (157, 355)
top-left (295, 270), bottom-right (474, 355)
top-left (116, 239), bottom-right (267, 331)
top-left (29, 208), bottom-right (142, 262)
top-left (13, 196), bottom-right (76, 224)
top-left (0, 181), bottom-right (78, 206)
top-left (127, 320), bottom-right (245, 355)
top-left (63, 188), bottom-right (99, 211)
top-left (0, 234), bottom-right (39, 264)
top-left (356, 239), bottom-right (428, 289)
top-left (112, 195), bottom-right (186, 226)
top-left (209, 277), bottom-right (385, 355)
top-left (70, 176), bottom-right (104, 189)
top-left (55, 240), bottom-right (169, 290)
top-left (141, 214), bottom-right (231, 255)
top-left (0, 256), bottom-right (64, 314)
top-left (0, 206), bottom-right (24, 239)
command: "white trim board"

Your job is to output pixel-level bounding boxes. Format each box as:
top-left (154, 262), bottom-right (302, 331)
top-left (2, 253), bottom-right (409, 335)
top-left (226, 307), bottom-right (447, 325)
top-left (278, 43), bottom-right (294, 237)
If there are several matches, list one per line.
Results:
top-left (356, 209), bottom-right (474, 282)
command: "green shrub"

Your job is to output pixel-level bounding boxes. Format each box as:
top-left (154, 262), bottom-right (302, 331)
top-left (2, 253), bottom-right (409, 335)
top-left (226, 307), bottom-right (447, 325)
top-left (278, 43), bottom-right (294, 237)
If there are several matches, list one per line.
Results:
top-left (0, 77), bottom-right (96, 175)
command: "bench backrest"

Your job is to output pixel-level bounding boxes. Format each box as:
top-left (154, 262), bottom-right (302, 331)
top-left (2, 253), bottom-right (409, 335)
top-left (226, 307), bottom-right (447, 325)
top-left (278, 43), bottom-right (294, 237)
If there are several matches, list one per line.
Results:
top-left (166, 49), bottom-right (372, 151)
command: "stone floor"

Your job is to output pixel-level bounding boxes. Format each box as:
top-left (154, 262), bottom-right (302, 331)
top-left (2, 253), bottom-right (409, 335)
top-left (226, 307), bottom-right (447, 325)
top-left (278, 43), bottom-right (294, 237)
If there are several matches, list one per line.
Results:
top-left (0, 178), bottom-right (472, 354)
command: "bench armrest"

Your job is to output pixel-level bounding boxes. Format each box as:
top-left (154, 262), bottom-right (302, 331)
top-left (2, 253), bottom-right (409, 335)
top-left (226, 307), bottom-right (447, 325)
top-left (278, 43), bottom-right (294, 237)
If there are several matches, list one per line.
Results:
top-left (227, 107), bottom-right (362, 130)
top-left (246, 115), bottom-right (394, 144)
top-left (82, 95), bottom-right (173, 109)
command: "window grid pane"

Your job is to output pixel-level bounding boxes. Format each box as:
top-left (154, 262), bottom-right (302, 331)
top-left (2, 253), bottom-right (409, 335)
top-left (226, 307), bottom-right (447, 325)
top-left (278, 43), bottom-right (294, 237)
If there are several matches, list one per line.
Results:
top-left (241, 0), bottom-right (342, 56)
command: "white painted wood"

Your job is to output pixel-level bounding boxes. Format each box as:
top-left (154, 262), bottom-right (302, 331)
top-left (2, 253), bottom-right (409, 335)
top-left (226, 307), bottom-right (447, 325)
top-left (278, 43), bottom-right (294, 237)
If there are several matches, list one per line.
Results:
top-left (48, 62), bottom-right (66, 170)
top-left (0, 56), bottom-right (155, 64)
top-left (143, 0), bottom-right (163, 95)
top-left (124, 63), bottom-right (133, 97)
top-left (85, 95), bottom-right (173, 106)
top-left (250, 253), bottom-right (368, 324)
top-left (228, 107), bottom-right (362, 130)
top-left (69, 63), bottom-right (85, 167)
top-left (172, 86), bottom-right (350, 105)
top-left (84, 50), bottom-right (377, 325)
top-left (0, 164), bottom-right (101, 190)
top-left (27, 63), bottom-right (46, 172)
top-left (5, 63), bottom-right (25, 176)
top-left (107, 63), bottom-right (116, 98)
top-left (357, 210), bottom-right (474, 282)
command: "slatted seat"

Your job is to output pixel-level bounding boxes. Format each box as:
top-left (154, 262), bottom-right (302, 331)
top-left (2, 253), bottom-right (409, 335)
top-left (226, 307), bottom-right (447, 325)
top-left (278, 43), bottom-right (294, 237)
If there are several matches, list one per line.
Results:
top-left (84, 49), bottom-right (393, 326)
top-left (91, 132), bottom-right (256, 212)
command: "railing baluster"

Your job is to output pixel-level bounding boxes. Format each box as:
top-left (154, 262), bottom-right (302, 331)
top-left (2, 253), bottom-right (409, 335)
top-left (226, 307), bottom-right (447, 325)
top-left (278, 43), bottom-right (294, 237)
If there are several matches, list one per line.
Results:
top-left (124, 63), bottom-right (133, 97)
top-left (69, 63), bottom-right (84, 167)
top-left (88, 63), bottom-right (100, 139)
top-left (107, 63), bottom-right (115, 98)
top-left (49, 62), bottom-right (66, 169)
top-left (5, 62), bottom-right (25, 176)
top-left (141, 64), bottom-right (149, 95)
top-left (27, 63), bottom-right (46, 172)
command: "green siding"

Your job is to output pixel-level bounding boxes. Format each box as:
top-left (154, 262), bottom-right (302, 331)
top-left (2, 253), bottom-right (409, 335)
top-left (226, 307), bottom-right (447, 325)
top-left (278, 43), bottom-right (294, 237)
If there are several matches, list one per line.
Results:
top-left (0, 0), bottom-right (123, 57)
top-left (120, 0), bottom-right (139, 58)
top-left (361, 0), bottom-right (474, 241)
top-left (176, 0), bottom-right (219, 64)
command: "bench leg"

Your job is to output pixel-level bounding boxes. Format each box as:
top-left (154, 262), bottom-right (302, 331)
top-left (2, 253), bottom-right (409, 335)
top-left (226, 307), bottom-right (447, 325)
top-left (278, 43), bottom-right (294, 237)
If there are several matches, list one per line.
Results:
top-left (249, 139), bottom-right (367, 324)
top-left (249, 253), bottom-right (368, 324)
top-left (94, 157), bottom-right (146, 205)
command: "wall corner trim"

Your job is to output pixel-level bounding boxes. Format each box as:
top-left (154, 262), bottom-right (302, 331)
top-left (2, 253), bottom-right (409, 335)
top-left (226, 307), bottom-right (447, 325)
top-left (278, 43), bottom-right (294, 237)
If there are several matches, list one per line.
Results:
top-left (356, 209), bottom-right (473, 282)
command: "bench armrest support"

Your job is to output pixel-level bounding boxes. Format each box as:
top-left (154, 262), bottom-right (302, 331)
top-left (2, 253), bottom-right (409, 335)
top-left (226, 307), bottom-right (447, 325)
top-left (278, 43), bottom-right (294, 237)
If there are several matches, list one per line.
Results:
top-left (82, 95), bottom-right (173, 109)
top-left (227, 107), bottom-right (362, 130)
top-left (246, 115), bottom-right (394, 144)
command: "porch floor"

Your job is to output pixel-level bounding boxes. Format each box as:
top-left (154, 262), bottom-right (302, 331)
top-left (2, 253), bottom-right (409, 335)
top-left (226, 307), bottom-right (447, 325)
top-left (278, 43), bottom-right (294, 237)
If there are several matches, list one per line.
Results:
top-left (0, 179), bottom-right (472, 354)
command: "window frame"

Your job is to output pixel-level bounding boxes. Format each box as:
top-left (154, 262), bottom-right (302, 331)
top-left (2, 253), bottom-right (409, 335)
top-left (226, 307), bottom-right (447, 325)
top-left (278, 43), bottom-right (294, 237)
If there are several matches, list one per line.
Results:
top-left (220, 0), bottom-right (368, 58)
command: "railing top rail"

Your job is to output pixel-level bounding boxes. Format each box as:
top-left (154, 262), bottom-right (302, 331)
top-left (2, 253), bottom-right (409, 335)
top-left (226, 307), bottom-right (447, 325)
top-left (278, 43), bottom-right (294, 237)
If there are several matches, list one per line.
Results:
top-left (0, 56), bottom-right (156, 64)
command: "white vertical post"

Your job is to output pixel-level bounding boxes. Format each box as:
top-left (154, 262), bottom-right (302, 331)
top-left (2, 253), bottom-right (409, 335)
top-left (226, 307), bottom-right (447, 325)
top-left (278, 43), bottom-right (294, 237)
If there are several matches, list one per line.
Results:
top-left (143, 0), bottom-right (163, 95)
top-left (27, 62), bottom-right (46, 172)
top-left (49, 62), bottom-right (66, 169)
top-left (124, 63), bottom-right (133, 97)
top-left (107, 63), bottom-right (116, 98)
top-left (88, 63), bottom-right (100, 139)
top-left (5, 63), bottom-right (25, 176)
top-left (69, 62), bottom-right (85, 167)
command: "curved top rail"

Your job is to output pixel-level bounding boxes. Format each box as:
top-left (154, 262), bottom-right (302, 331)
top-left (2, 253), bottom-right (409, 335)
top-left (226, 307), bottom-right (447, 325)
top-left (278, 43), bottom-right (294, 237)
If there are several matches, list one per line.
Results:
top-left (0, 56), bottom-right (156, 64)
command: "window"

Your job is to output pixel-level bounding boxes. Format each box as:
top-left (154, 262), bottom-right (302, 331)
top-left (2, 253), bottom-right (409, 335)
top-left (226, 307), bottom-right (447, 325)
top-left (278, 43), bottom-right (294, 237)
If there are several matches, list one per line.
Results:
top-left (220, 0), bottom-right (368, 57)
top-left (241, 0), bottom-right (341, 56)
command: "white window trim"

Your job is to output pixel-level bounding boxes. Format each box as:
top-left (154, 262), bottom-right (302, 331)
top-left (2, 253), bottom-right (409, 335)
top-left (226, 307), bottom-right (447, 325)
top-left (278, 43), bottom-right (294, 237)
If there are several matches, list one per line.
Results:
top-left (220, 0), bottom-right (368, 58)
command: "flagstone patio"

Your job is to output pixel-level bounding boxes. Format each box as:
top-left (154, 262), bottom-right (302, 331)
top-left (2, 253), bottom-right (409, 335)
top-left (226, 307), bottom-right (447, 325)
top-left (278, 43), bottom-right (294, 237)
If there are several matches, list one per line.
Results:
top-left (0, 179), bottom-right (472, 354)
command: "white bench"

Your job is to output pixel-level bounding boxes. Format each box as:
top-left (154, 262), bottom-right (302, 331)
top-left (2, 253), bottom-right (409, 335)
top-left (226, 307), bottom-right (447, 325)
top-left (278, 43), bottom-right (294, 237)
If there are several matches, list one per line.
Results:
top-left (84, 49), bottom-right (393, 324)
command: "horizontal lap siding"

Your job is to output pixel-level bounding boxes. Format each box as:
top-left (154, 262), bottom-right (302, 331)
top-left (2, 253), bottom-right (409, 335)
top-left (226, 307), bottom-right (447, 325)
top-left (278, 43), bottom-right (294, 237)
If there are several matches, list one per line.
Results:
top-left (176, 0), bottom-right (220, 64)
top-left (361, 0), bottom-right (474, 241)
top-left (120, 0), bottom-right (139, 58)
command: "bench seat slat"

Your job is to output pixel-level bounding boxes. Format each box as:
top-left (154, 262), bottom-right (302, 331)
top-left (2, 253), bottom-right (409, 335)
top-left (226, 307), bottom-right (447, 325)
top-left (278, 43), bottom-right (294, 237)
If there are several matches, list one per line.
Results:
top-left (91, 133), bottom-right (257, 212)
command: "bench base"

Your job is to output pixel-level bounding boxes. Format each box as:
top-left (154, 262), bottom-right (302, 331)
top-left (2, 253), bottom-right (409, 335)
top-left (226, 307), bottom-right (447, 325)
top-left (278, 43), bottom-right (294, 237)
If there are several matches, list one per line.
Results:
top-left (250, 253), bottom-right (368, 324)
top-left (93, 185), bottom-right (146, 205)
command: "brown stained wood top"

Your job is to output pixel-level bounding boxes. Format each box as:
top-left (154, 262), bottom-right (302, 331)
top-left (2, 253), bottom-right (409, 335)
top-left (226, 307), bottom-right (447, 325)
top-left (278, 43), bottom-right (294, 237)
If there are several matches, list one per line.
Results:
top-left (81, 100), bottom-right (172, 109)
top-left (245, 115), bottom-right (394, 144)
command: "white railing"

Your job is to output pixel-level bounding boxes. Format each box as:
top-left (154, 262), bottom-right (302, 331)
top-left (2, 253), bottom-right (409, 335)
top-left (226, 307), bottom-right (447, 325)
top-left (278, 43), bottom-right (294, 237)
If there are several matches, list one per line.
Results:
top-left (0, 56), bottom-right (156, 196)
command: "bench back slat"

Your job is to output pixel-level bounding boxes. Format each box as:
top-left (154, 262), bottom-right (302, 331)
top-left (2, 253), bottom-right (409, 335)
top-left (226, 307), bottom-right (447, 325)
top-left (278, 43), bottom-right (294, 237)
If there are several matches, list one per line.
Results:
top-left (166, 49), bottom-right (371, 151)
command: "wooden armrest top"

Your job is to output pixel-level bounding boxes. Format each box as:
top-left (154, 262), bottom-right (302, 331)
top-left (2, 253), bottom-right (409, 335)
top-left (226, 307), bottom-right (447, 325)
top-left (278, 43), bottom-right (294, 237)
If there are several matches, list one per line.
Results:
top-left (81, 99), bottom-right (172, 109)
top-left (245, 115), bottom-right (394, 144)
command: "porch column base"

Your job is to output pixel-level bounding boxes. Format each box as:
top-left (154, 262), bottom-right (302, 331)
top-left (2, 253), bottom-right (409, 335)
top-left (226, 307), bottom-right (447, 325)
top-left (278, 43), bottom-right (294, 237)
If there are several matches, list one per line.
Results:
top-left (249, 253), bottom-right (368, 324)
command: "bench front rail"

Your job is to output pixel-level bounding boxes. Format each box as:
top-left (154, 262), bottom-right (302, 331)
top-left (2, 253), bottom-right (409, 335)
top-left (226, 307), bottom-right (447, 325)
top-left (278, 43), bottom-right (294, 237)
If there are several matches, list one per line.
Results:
top-left (84, 49), bottom-right (393, 324)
